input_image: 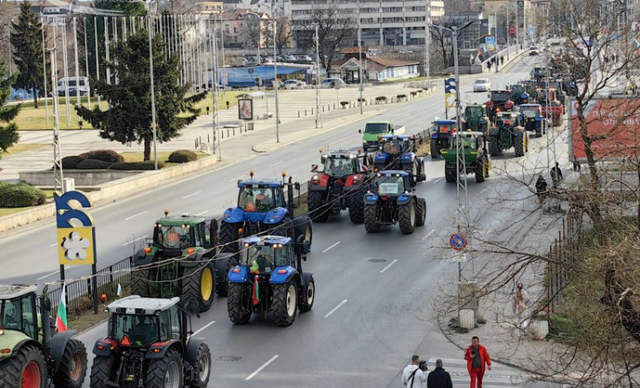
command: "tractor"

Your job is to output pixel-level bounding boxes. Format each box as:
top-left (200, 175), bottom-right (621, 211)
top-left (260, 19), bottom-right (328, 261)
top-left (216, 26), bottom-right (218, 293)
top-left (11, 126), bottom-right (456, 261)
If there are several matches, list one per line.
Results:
top-left (519, 104), bottom-right (547, 138)
top-left (535, 88), bottom-right (564, 127)
top-left (373, 135), bottom-right (426, 186)
top-left (363, 171), bottom-right (427, 234)
top-left (488, 111), bottom-right (528, 157)
top-left (226, 235), bottom-right (315, 327)
top-left (461, 104), bottom-right (491, 134)
top-left (440, 131), bottom-right (491, 183)
top-left (131, 211), bottom-right (235, 312)
top-left (485, 90), bottom-right (515, 121)
top-left (430, 119), bottom-right (458, 159)
top-left (307, 149), bottom-right (369, 224)
top-left (0, 284), bottom-right (88, 388)
top-left (90, 295), bottom-right (211, 388)
top-left (509, 83), bottom-right (530, 105)
top-left (220, 172), bottom-right (313, 255)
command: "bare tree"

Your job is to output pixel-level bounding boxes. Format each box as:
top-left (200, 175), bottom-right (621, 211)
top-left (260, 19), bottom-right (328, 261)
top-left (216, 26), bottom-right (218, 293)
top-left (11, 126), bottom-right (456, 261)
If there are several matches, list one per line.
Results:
top-left (239, 12), bottom-right (264, 51)
top-left (274, 16), bottom-right (292, 55)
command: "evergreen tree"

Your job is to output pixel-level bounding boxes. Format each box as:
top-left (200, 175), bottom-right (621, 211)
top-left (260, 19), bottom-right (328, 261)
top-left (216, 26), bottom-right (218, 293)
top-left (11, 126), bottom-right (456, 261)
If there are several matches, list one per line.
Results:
top-left (0, 59), bottom-right (21, 159)
top-left (76, 30), bottom-right (206, 161)
top-left (11, 1), bottom-right (47, 109)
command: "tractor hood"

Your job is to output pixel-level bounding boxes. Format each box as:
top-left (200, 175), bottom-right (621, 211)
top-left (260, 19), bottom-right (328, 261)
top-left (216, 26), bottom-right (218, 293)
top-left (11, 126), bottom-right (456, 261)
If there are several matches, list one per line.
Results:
top-left (0, 329), bottom-right (32, 359)
top-left (223, 207), bottom-right (289, 225)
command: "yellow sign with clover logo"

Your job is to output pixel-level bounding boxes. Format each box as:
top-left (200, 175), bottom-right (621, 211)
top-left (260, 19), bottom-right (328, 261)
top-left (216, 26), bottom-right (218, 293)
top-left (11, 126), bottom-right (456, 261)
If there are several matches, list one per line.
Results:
top-left (55, 191), bottom-right (97, 266)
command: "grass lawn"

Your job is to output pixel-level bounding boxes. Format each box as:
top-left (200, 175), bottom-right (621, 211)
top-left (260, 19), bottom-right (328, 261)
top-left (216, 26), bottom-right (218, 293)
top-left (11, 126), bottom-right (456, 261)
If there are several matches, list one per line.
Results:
top-left (13, 98), bottom-right (109, 131)
top-left (2, 143), bottom-right (50, 157)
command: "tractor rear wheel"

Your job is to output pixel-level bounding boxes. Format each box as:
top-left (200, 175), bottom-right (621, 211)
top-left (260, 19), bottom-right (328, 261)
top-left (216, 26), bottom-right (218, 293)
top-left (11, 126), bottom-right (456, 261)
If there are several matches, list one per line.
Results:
top-left (220, 221), bottom-right (240, 253)
top-left (445, 168), bottom-right (456, 183)
top-left (0, 345), bottom-right (46, 388)
top-left (489, 136), bottom-right (500, 156)
top-left (348, 190), bottom-right (365, 224)
top-left (191, 343), bottom-right (211, 388)
top-left (293, 216), bottom-right (313, 253)
top-left (273, 279), bottom-right (298, 327)
top-left (398, 200), bottom-right (417, 234)
top-left (307, 190), bottom-right (329, 222)
top-left (182, 263), bottom-right (215, 312)
top-left (227, 283), bottom-right (252, 324)
top-left (363, 204), bottom-right (380, 233)
top-left (475, 161), bottom-right (487, 183)
top-left (89, 356), bottom-right (112, 388)
top-left (145, 348), bottom-right (183, 388)
top-left (430, 138), bottom-right (439, 159)
top-left (298, 275), bottom-right (315, 313)
top-left (514, 135), bottom-right (524, 157)
top-left (53, 339), bottom-right (88, 388)
top-left (131, 268), bottom-right (151, 298)
top-left (416, 198), bottom-right (427, 227)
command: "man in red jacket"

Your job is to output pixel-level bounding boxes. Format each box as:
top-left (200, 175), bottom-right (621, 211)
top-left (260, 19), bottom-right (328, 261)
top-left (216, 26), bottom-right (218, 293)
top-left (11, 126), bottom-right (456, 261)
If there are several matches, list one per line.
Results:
top-left (464, 336), bottom-right (492, 388)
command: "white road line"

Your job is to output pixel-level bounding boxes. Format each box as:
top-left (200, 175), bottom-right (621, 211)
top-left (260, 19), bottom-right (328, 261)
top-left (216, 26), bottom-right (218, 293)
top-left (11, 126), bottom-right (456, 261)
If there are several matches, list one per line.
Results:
top-left (37, 270), bottom-right (60, 280)
top-left (380, 259), bottom-right (398, 273)
top-left (481, 187), bottom-right (489, 194)
top-left (125, 211), bottom-right (147, 221)
top-left (230, 175), bottom-right (245, 182)
top-left (245, 355), bottom-right (279, 381)
top-left (193, 321), bottom-right (216, 336)
top-left (422, 229), bottom-right (435, 241)
top-left (183, 191), bottom-right (202, 199)
top-left (324, 299), bottom-right (348, 318)
top-left (322, 241), bottom-right (340, 253)
top-left (196, 210), bottom-right (209, 216)
top-left (270, 161), bottom-right (283, 167)
top-left (432, 178), bottom-right (442, 184)
top-left (50, 242), bottom-right (57, 247)
top-left (122, 235), bottom-right (148, 246)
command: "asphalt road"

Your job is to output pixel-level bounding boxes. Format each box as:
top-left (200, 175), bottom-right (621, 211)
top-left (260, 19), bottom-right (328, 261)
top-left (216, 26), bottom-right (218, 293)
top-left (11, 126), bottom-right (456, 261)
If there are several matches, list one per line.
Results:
top-left (2, 53), bottom-right (561, 387)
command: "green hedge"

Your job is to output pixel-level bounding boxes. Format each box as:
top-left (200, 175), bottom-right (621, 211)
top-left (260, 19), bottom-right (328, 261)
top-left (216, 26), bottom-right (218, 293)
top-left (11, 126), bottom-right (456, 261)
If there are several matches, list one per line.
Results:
top-left (109, 161), bottom-right (165, 170)
top-left (0, 183), bottom-right (46, 208)
top-left (168, 150), bottom-right (198, 163)
top-left (61, 156), bottom-right (84, 169)
top-left (79, 150), bottom-right (124, 164)
top-left (77, 159), bottom-right (110, 170)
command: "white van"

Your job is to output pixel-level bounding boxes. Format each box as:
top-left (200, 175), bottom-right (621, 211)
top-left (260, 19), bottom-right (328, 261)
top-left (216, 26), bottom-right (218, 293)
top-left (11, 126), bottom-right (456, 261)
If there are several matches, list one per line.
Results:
top-left (57, 77), bottom-right (90, 97)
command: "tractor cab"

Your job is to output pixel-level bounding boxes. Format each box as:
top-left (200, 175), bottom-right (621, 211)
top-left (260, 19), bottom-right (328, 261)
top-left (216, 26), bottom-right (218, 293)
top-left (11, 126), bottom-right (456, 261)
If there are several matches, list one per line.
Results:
top-left (314, 150), bottom-right (363, 178)
top-left (495, 111), bottom-right (521, 128)
top-left (509, 84), bottom-right (529, 104)
top-left (379, 135), bottom-right (412, 155)
top-left (431, 119), bottom-right (457, 138)
top-left (235, 174), bottom-right (286, 214)
top-left (535, 88), bottom-right (556, 105)
top-left (462, 104), bottom-right (490, 132)
top-left (151, 212), bottom-right (210, 252)
top-left (238, 236), bottom-right (298, 275)
top-left (0, 285), bottom-right (39, 341)
top-left (520, 103), bottom-right (543, 119)
top-left (371, 171), bottom-right (412, 198)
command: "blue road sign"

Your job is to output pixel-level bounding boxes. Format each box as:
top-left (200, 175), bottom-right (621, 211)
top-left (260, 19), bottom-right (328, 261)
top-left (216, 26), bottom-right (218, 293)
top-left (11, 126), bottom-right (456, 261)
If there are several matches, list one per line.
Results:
top-left (450, 233), bottom-right (467, 251)
top-left (444, 78), bottom-right (456, 94)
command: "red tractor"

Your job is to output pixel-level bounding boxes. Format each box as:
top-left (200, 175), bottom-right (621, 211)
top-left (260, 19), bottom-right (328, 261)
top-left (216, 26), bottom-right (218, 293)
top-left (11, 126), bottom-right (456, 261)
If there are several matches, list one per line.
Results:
top-left (485, 90), bottom-right (515, 121)
top-left (307, 150), bottom-right (369, 223)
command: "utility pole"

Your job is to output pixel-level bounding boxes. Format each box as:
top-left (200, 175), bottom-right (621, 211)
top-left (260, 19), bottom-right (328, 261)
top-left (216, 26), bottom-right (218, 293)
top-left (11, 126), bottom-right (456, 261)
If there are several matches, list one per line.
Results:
top-left (83, 17), bottom-right (91, 108)
top-left (358, 0), bottom-right (363, 115)
top-left (424, 0), bottom-right (431, 84)
top-left (273, 20), bottom-right (280, 143)
top-left (62, 22), bottom-right (70, 125)
top-left (314, 24), bottom-right (322, 128)
top-left (507, 1), bottom-right (510, 60)
top-left (147, 15), bottom-right (158, 170)
top-left (41, 18), bottom-right (49, 127)
top-left (73, 17), bottom-right (81, 107)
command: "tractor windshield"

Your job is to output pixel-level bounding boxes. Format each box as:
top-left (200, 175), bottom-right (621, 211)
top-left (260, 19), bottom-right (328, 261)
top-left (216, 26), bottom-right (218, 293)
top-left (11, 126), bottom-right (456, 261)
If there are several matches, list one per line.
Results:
top-left (521, 107), bottom-right (540, 118)
top-left (155, 225), bottom-right (192, 249)
top-left (466, 106), bottom-right (484, 118)
top-left (324, 157), bottom-right (356, 177)
top-left (373, 175), bottom-right (406, 195)
top-left (381, 139), bottom-right (406, 155)
top-left (111, 314), bottom-right (160, 347)
top-left (238, 187), bottom-right (275, 212)
top-left (241, 244), bottom-right (291, 273)
top-left (462, 137), bottom-right (479, 150)
top-left (491, 92), bottom-right (510, 103)
top-left (0, 297), bottom-right (37, 339)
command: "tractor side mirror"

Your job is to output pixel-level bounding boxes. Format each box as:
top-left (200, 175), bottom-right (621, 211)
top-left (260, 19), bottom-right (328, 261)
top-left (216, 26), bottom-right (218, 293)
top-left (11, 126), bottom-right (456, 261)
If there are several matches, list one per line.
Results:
top-left (43, 296), bottom-right (51, 312)
top-left (320, 155), bottom-right (326, 164)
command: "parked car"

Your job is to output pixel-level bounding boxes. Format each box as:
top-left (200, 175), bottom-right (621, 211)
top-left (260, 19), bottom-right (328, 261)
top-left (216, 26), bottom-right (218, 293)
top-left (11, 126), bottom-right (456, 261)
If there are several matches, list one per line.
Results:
top-left (529, 46), bottom-right (539, 56)
top-left (297, 55), bottom-right (313, 62)
top-left (284, 54), bottom-right (297, 62)
top-left (276, 55), bottom-right (285, 62)
top-left (398, 49), bottom-right (413, 54)
top-left (320, 78), bottom-right (345, 89)
top-left (473, 78), bottom-right (491, 92)
top-left (283, 79), bottom-right (306, 89)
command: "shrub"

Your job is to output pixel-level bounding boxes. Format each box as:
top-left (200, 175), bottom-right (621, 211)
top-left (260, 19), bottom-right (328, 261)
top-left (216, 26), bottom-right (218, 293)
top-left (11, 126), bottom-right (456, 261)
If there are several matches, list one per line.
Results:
top-left (109, 161), bottom-right (165, 170)
top-left (357, 97), bottom-right (366, 102)
top-left (77, 159), bottom-right (110, 170)
top-left (168, 150), bottom-right (198, 163)
top-left (0, 183), bottom-right (46, 208)
top-left (375, 96), bottom-right (387, 102)
top-left (397, 94), bottom-right (407, 99)
top-left (61, 156), bottom-right (84, 169)
top-left (78, 150), bottom-right (124, 164)
top-left (340, 101), bottom-right (350, 107)
top-left (410, 91), bottom-right (418, 96)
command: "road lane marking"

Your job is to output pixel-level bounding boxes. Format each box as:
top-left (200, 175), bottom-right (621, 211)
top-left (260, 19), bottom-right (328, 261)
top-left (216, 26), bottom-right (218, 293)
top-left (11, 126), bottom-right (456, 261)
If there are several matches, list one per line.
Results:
top-left (322, 241), bottom-right (340, 253)
top-left (432, 178), bottom-right (442, 184)
top-left (196, 210), bottom-right (209, 216)
top-left (422, 229), bottom-right (435, 241)
top-left (183, 191), bottom-right (202, 199)
top-left (37, 270), bottom-right (60, 280)
top-left (481, 187), bottom-right (489, 194)
top-left (230, 174), bottom-right (245, 181)
top-left (50, 242), bottom-right (57, 247)
top-left (123, 235), bottom-right (148, 246)
top-left (245, 355), bottom-right (279, 381)
top-left (324, 299), bottom-right (348, 318)
top-left (193, 321), bottom-right (215, 336)
top-left (125, 211), bottom-right (147, 220)
top-left (380, 259), bottom-right (398, 273)
top-left (270, 161), bottom-right (283, 167)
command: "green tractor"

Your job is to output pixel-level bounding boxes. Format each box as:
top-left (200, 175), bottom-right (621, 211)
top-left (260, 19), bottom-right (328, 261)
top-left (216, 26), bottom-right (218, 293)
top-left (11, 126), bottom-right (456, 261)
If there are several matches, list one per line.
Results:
top-left (488, 111), bottom-right (528, 157)
top-left (440, 132), bottom-right (491, 183)
top-left (131, 211), bottom-right (235, 313)
top-left (461, 103), bottom-right (491, 133)
top-left (0, 284), bottom-right (88, 388)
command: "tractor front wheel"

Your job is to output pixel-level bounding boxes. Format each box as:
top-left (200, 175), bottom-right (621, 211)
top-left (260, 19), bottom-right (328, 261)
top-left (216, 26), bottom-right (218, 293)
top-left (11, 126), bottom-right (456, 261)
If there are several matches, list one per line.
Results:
top-left (363, 204), bottom-right (380, 233)
top-left (298, 275), bottom-right (315, 313)
top-left (191, 342), bottom-right (211, 388)
top-left (219, 221), bottom-right (240, 253)
top-left (430, 138), bottom-right (439, 159)
top-left (145, 349), bottom-right (183, 388)
top-left (307, 190), bottom-right (329, 222)
top-left (398, 200), bottom-right (417, 234)
top-left (445, 168), bottom-right (456, 183)
top-left (214, 256), bottom-right (236, 297)
top-left (348, 189), bottom-right (365, 224)
top-left (0, 345), bottom-right (46, 388)
top-left (416, 198), bottom-right (427, 227)
top-left (89, 356), bottom-right (113, 388)
top-left (227, 283), bottom-right (252, 324)
top-left (53, 339), bottom-right (88, 388)
top-left (273, 279), bottom-right (298, 327)
top-left (131, 268), bottom-right (151, 298)
top-left (182, 263), bottom-right (215, 312)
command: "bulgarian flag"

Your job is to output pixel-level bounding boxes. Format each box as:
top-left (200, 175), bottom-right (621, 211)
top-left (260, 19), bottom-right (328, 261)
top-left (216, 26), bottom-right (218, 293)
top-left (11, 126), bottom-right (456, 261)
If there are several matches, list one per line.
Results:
top-left (252, 276), bottom-right (260, 306)
top-left (56, 284), bottom-right (68, 332)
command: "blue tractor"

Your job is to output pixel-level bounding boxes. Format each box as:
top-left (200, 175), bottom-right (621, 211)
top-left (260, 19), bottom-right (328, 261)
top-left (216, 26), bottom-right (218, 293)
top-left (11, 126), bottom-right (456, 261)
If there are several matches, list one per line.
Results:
top-left (363, 171), bottom-right (427, 234)
top-left (220, 172), bottom-right (313, 254)
top-left (430, 119), bottom-right (458, 159)
top-left (226, 235), bottom-right (315, 327)
top-left (373, 135), bottom-right (426, 186)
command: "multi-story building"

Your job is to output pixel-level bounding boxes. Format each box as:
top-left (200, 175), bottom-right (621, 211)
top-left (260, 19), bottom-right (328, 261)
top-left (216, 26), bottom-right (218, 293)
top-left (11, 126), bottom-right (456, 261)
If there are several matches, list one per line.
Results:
top-left (222, 0), bottom-right (292, 17)
top-left (290, 0), bottom-right (445, 47)
top-left (221, 9), bottom-right (274, 49)
top-left (470, 0), bottom-right (532, 43)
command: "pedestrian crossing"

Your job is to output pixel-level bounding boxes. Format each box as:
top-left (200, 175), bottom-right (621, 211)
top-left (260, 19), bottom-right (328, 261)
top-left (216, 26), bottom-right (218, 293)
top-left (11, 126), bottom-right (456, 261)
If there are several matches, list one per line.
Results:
top-left (425, 357), bottom-right (527, 388)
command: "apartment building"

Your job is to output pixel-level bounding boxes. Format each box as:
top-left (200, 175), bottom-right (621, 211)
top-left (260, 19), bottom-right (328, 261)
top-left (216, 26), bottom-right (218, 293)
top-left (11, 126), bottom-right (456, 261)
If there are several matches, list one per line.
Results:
top-left (290, 0), bottom-right (445, 47)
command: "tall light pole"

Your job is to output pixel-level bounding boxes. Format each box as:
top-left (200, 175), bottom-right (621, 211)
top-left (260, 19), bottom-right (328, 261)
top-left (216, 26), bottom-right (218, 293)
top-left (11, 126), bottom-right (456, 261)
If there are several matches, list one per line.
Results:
top-left (273, 20), bottom-right (280, 142)
top-left (314, 24), bottom-right (322, 129)
top-left (357, 0), bottom-right (363, 115)
top-left (424, 0), bottom-right (431, 83)
top-left (148, 14), bottom-right (158, 170)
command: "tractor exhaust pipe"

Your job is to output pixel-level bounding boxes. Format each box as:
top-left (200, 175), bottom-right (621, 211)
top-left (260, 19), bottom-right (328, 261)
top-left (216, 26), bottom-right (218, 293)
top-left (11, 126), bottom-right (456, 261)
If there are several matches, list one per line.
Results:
top-left (41, 292), bottom-right (52, 351)
top-left (287, 177), bottom-right (295, 215)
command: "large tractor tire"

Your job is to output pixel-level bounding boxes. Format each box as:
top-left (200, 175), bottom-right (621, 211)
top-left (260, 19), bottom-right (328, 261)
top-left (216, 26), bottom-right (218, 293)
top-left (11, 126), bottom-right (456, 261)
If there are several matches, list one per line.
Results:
top-left (272, 279), bottom-right (298, 327)
top-left (489, 136), bottom-right (501, 156)
top-left (0, 345), bottom-right (47, 388)
top-left (307, 190), bottom-right (329, 223)
top-left (445, 168), bottom-right (457, 183)
top-left (293, 216), bottom-right (313, 253)
top-left (416, 198), bottom-right (427, 227)
top-left (182, 263), bottom-right (215, 313)
top-left (475, 161), bottom-right (487, 183)
top-left (348, 190), bottom-right (365, 224)
top-left (88, 356), bottom-right (112, 388)
top-left (214, 255), bottom-right (237, 298)
top-left (227, 283), bottom-right (252, 324)
top-left (430, 138), bottom-right (439, 159)
top-left (191, 343), bottom-right (211, 388)
top-left (398, 200), bottom-right (417, 234)
top-left (514, 135), bottom-right (524, 157)
top-left (363, 204), bottom-right (380, 233)
top-left (416, 159), bottom-right (426, 182)
top-left (131, 268), bottom-right (151, 297)
top-left (145, 348), bottom-right (183, 388)
top-left (53, 339), bottom-right (88, 388)
top-left (273, 215), bottom-right (293, 239)
top-left (219, 221), bottom-right (240, 253)
top-left (298, 275), bottom-right (315, 313)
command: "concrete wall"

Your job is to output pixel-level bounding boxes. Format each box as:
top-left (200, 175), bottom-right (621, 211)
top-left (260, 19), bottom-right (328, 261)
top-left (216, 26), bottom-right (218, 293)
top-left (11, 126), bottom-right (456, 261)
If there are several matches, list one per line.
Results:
top-left (20, 170), bottom-right (142, 186)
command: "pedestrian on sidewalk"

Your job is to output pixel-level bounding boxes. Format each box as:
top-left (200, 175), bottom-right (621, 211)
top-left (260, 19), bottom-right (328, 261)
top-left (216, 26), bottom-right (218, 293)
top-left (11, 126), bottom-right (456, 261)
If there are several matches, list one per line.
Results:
top-left (512, 282), bottom-right (531, 335)
top-left (500, 56), bottom-right (504, 66)
top-left (573, 160), bottom-right (581, 172)
top-left (464, 336), bottom-right (491, 388)
top-left (487, 61), bottom-right (492, 71)
top-left (402, 355), bottom-right (427, 387)
top-left (427, 359), bottom-right (453, 388)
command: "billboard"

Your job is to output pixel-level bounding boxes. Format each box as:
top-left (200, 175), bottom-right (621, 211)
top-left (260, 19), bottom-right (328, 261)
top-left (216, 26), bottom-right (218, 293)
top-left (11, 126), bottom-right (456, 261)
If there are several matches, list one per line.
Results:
top-left (569, 97), bottom-right (640, 162)
top-left (485, 36), bottom-right (496, 52)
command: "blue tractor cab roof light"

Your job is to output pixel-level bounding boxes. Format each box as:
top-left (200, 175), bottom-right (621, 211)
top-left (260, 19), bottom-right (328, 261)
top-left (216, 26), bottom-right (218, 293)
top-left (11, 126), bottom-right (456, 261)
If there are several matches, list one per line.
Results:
top-left (242, 235), bottom-right (292, 246)
top-left (376, 170), bottom-right (409, 177)
top-left (434, 119), bottom-right (457, 125)
top-left (237, 178), bottom-right (284, 188)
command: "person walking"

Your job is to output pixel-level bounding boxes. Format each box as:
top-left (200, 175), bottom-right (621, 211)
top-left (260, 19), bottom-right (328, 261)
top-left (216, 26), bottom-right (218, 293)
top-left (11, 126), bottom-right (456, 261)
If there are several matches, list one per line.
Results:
top-left (402, 355), bottom-right (427, 387)
top-left (512, 283), bottom-right (531, 335)
top-left (550, 162), bottom-right (563, 188)
top-left (500, 56), bottom-right (504, 66)
top-left (427, 359), bottom-right (453, 388)
top-left (465, 336), bottom-right (491, 388)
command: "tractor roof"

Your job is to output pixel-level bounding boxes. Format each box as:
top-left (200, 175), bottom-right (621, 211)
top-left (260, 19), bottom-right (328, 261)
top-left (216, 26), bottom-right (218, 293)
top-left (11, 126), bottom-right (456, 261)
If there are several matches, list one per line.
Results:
top-left (434, 119), bottom-right (456, 125)
top-left (238, 178), bottom-right (283, 188)
top-left (242, 235), bottom-right (292, 245)
top-left (323, 150), bottom-right (359, 158)
top-left (491, 89), bottom-right (511, 93)
top-left (460, 131), bottom-right (485, 137)
top-left (107, 295), bottom-right (180, 314)
top-left (0, 284), bottom-right (37, 300)
top-left (156, 214), bottom-right (206, 226)
top-left (374, 170), bottom-right (409, 177)
top-left (520, 103), bottom-right (542, 107)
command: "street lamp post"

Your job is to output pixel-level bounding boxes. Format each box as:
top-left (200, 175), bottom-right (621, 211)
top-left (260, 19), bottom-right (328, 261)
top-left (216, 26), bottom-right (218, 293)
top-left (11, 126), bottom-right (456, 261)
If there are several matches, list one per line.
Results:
top-left (273, 20), bottom-right (280, 142)
top-left (148, 15), bottom-right (158, 170)
top-left (357, 0), bottom-right (363, 115)
top-left (424, 0), bottom-right (431, 84)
